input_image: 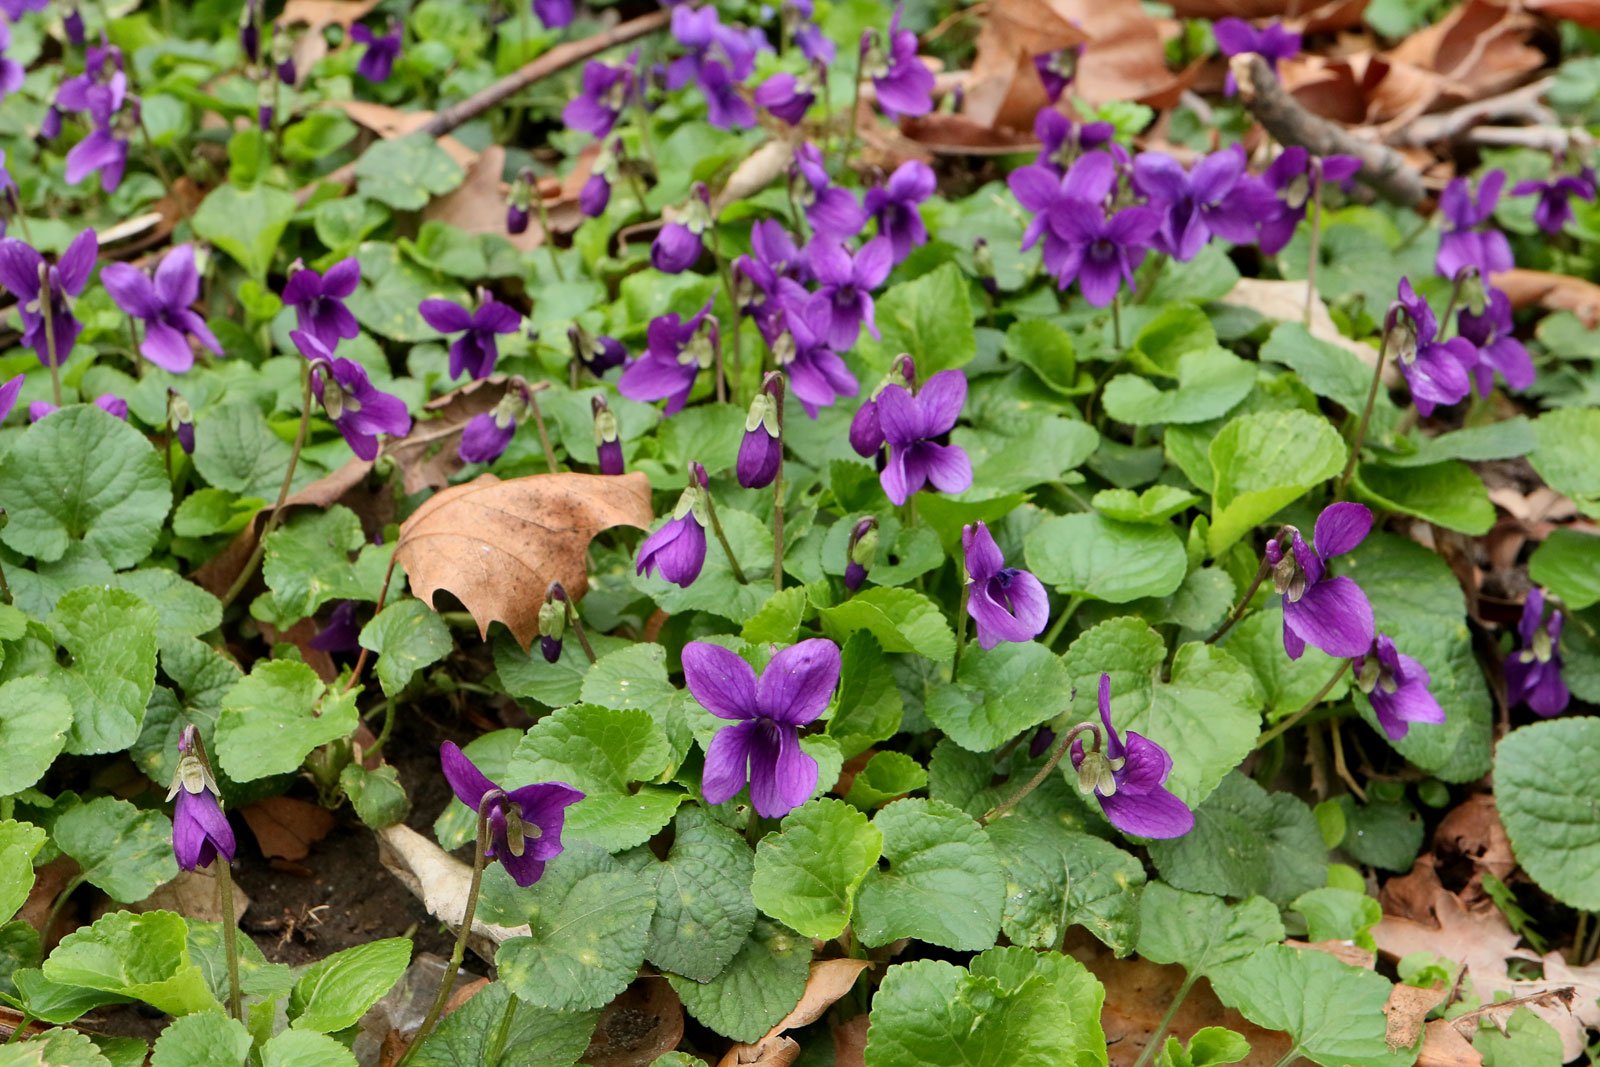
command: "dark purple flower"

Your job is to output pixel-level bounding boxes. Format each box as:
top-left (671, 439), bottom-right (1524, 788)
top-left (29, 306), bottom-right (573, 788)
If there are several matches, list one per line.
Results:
top-left (755, 71), bottom-right (814, 125)
top-left (592, 395), bottom-right (624, 475)
top-left (1033, 47), bottom-right (1081, 102)
top-left (877, 368), bottom-right (971, 505)
top-left (793, 142), bottom-right (868, 240)
top-left (738, 376), bottom-right (783, 489)
top-left (1050, 202), bottom-right (1160, 306)
top-left (806, 236), bottom-right (893, 350)
top-left (1456, 288), bottom-right (1533, 395)
top-left (635, 474), bottom-right (710, 587)
top-left (538, 587), bottom-right (568, 664)
top-left (864, 160), bottom-right (934, 263)
top-left (569, 324), bottom-right (628, 377)
top-left (618, 300), bottom-right (715, 414)
top-left (506, 202), bottom-right (530, 234)
top-left (700, 58), bottom-right (756, 129)
top-left (1505, 588), bottom-right (1570, 717)
top-left (563, 54), bottom-right (638, 139)
top-left (168, 389), bottom-right (196, 454)
top-left (1264, 502), bottom-right (1375, 660)
top-left (310, 600), bottom-right (362, 654)
top-left (1213, 19), bottom-right (1301, 96)
top-left (844, 516), bottom-right (876, 592)
top-left (849, 354), bottom-right (914, 458)
top-left (1069, 674), bottom-right (1193, 839)
top-left (0, 375), bottom-right (21, 423)
top-left (64, 114), bottom-right (132, 194)
top-left (0, 21), bottom-right (25, 103)
top-left (866, 5), bottom-right (933, 119)
top-left (1354, 634), bottom-right (1444, 740)
top-left (0, 229), bottom-right (98, 367)
top-left (168, 725), bottom-right (235, 871)
top-left (350, 21), bottom-right (401, 83)
top-left (1257, 148), bottom-right (1362, 254)
top-left (687, 638), bottom-right (839, 818)
top-left (735, 219), bottom-right (806, 312)
top-left (1132, 147), bottom-right (1268, 261)
top-left (1393, 278), bottom-right (1475, 416)
top-left (796, 23), bottom-right (836, 65)
top-left (772, 297), bottom-right (858, 417)
top-left (579, 172), bottom-right (611, 217)
top-left (282, 258), bottom-right (361, 351)
top-left (55, 42), bottom-right (126, 123)
top-left (667, 4), bottom-right (765, 88)
top-left (1436, 171), bottom-right (1513, 281)
top-left (460, 411), bottom-right (517, 465)
top-left (240, 2), bottom-right (261, 64)
top-left (296, 330), bottom-right (412, 461)
top-left (1010, 151), bottom-right (1116, 282)
top-left (30, 394), bottom-right (126, 422)
top-left (277, 54), bottom-right (297, 87)
top-left (419, 291), bottom-right (522, 381)
top-left (652, 186), bottom-right (712, 274)
top-left (533, 0), bottom-right (574, 29)
top-left (1511, 171), bottom-right (1596, 235)
top-left (440, 741), bottom-right (583, 887)
top-left (1034, 111), bottom-right (1116, 174)
top-left (963, 521), bottom-right (1048, 649)
top-left (101, 244), bottom-right (221, 373)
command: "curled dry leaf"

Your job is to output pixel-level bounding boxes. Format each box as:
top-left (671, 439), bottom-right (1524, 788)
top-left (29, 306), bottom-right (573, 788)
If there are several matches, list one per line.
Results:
top-left (383, 376), bottom-right (512, 495)
top-left (242, 795), bottom-right (338, 862)
top-left (832, 1014), bottom-right (869, 1067)
top-left (136, 868), bottom-right (249, 924)
top-left (1525, 0), bottom-right (1600, 29)
top-left (423, 144), bottom-right (595, 249)
top-left (1385, 983), bottom-right (1448, 1051)
top-left (715, 138), bottom-right (792, 212)
top-left (1432, 794), bottom-right (1516, 904)
top-left (1163, 0), bottom-right (1367, 31)
top-left (963, 0), bottom-right (1089, 131)
top-left (581, 978), bottom-right (685, 1067)
top-left (280, 0), bottom-right (382, 29)
top-left (1493, 268), bottom-right (1600, 329)
top-left (715, 1036), bottom-right (801, 1067)
top-left (714, 958), bottom-right (873, 1066)
top-left (394, 471), bottom-right (654, 651)
top-left (376, 823), bottom-right (529, 961)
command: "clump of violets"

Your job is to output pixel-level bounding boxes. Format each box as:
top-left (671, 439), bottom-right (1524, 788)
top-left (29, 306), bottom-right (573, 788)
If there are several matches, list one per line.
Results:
top-left (1132, 146), bottom-right (1269, 262)
top-left (168, 726), bottom-right (236, 871)
top-left (618, 300), bottom-right (716, 414)
top-left (1391, 279), bottom-right (1474, 416)
top-left (653, 184), bottom-right (713, 274)
top-left (1069, 674), bottom-right (1193, 838)
top-left (1435, 171), bottom-right (1513, 282)
top-left (54, 42), bottom-right (135, 193)
top-left (1212, 19), bottom-right (1301, 96)
top-left (563, 53), bottom-right (638, 139)
top-left (1512, 169), bottom-right (1597, 235)
top-left (1012, 151), bottom-right (1160, 306)
top-left (294, 330), bottom-right (413, 460)
top-left (770, 298), bottom-right (858, 417)
top-left (1258, 148), bottom-right (1361, 254)
top-left (665, 5), bottom-right (765, 129)
top-left (0, 229), bottom-right (98, 366)
top-left (636, 462), bottom-right (710, 587)
top-left (962, 521), bottom-right (1048, 649)
top-left (419, 290), bottom-right (522, 381)
top-left (282, 258), bottom-right (361, 350)
top-left (1264, 502), bottom-right (1376, 660)
top-left (1505, 588), bottom-right (1570, 717)
top-left (865, 161), bottom-right (935, 264)
top-left (592, 395), bottom-right (624, 475)
top-left (1456, 288), bottom-right (1533, 396)
top-left (738, 374), bottom-right (784, 490)
top-left (439, 741), bottom-right (583, 887)
top-left (686, 638), bottom-right (840, 818)
top-left (1354, 634), bottom-right (1445, 740)
top-left (350, 20), bottom-right (402, 82)
top-left (862, 4), bottom-right (933, 119)
top-left (876, 368), bottom-right (972, 505)
top-left (102, 244), bottom-right (221, 373)
top-left (793, 143), bottom-right (867, 240)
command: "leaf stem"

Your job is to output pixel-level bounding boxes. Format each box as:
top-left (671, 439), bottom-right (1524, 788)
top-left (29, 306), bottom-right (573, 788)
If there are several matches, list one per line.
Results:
top-left (1303, 178), bottom-right (1323, 329)
top-left (708, 233), bottom-right (743, 400)
top-left (221, 364), bottom-right (315, 609)
top-left (484, 990), bottom-right (519, 1063)
top-left (1254, 659), bottom-right (1351, 750)
top-left (1131, 975), bottom-right (1195, 1067)
top-left (980, 719), bottom-right (1094, 826)
top-left (41, 268), bottom-right (61, 408)
top-left (344, 553), bottom-right (398, 694)
top-left (701, 486), bottom-right (748, 584)
top-left (1206, 527), bottom-right (1292, 646)
top-left (532, 190), bottom-right (566, 283)
top-left (215, 858), bottom-right (243, 1021)
top-left (772, 382), bottom-right (786, 594)
top-left (41, 874), bottom-right (88, 950)
top-left (1336, 329), bottom-right (1390, 500)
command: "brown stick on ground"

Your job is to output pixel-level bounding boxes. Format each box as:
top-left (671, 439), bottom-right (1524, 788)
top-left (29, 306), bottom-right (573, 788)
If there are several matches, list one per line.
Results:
top-left (293, 9), bottom-right (670, 206)
top-left (1230, 53), bottom-right (1426, 207)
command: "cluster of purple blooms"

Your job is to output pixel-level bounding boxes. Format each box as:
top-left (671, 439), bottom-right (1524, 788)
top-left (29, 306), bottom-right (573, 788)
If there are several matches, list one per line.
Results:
top-left (46, 39), bottom-right (136, 193)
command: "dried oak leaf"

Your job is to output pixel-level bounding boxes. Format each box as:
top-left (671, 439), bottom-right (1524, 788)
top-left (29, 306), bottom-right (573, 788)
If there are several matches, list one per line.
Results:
top-left (1433, 794), bottom-right (1515, 903)
top-left (333, 100), bottom-right (478, 169)
top-left (424, 144), bottom-right (594, 249)
top-left (280, 0), bottom-right (381, 29)
top-left (717, 960), bottom-right (873, 1067)
top-left (832, 1014), bottom-right (869, 1067)
top-left (394, 471), bottom-right (653, 650)
top-left (581, 979), bottom-right (684, 1067)
top-left (715, 1037), bottom-right (801, 1067)
top-left (963, 0), bottom-right (1089, 131)
top-left (1493, 268), bottom-right (1600, 328)
top-left (1385, 983), bottom-right (1448, 1051)
top-left (383, 376), bottom-right (512, 495)
top-left (1044, 0), bottom-right (1197, 108)
top-left (1165, 0), bottom-right (1367, 30)
top-left (1525, 0), bottom-right (1600, 29)
top-left (242, 795), bottom-right (337, 862)
top-left (1417, 1018), bottom-right (1483, 1067)
top-left (376, 823), bottom-right (529, 961)
top-left (1368, 0), bottom-right (1543, 126)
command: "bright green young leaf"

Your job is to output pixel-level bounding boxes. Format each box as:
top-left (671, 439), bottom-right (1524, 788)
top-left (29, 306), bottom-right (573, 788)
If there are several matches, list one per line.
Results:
top-left (751, 798), bottom-right (882, 940)
top-left (1004, 319), bottom-right (1079, 395)
top-left (1292, 887), bottom-right (1382, 951)
top-left (1495, 717), bottom-right (1600, 910)
top-left (355, 135), bottom-right (465, 210)
top-left (827, 631), bottom-right (905, 757)
top-left (1102, 347), bottom-right (1256, 426)
top-left (0, 678), bottom-right (73, 795)
top-left (666, 919), bottom-right (811, 1042)
top-left (53, 797), bottom-right (176, 904)
top-left (1354, 461), bottom-right (1494, 534)
top-left (1528, 529), bottom-right (1600, 610)
top-left (1130, 303), bottom-right (1216, 376)
top-left (51, 587), bottom-right (159, 755)
top-left (1147, 772), bottom-right (1325, 904)
top-left (494, 632), bottom-right (630, 709)
top-left (358, 599), bottom-right (452, 697)
top-left (1474, 1006), bottom-right (1565, 1066)
top-left (845, 751), bottom-right (927, 810)
top-left (148, 1011), bottom-right (251, 1067)
top-left (191, 402), bottom-right (305, 500)
top-left (819, 587), bottom-right (955, 662)
top-left (645, 807), bottom-right (756, 981)
top-left (1376, 418), bottom-right (1535, 468)
top-left (969, 947), bottom-right (1107, 1067)
top-left (1136, 882), bottom-right (1285, 977)
top-left (111, 571), bottom-right (222, 650)
top-left (261, 1031), bottom-right (357, 1067)
top-left (289, 938), bottom-right (412, 1033)
top-left (854, 799), bottom-right (1005, 951)
top-left (954, 413), bottom-right (1099, 493)
top-left (1155, 1027), bottom-right (1254, 1067)
top-left (987, 815), bottom-right (1146, 955)
top-left (1025, 513), bottom-right (1187, 603)
top-left (0, 822), bottom-right (46, 925)
top-left (339, 764), bottom-right (410, 830)
top-left (1257, 324), bottom-right (1395, 427)
top-left (214, 660), bottom-right (360, 782)
top-left (0, 1028), bottom-right (116, 1067)
top-left (43, 911), bottom-right (217, 1018)
top-left (923, 641), bottom-right (1071, 752)
top-left (192, 183), bottom-right (296, 278)
top-left (1207, 409), bottom-right (1347, 555)
top-left (508, 704), bottom-right (671, 795)
top-left (741, 587), bottom-right (808, 645)
top-left (171, 489), bottom-right (264, 539)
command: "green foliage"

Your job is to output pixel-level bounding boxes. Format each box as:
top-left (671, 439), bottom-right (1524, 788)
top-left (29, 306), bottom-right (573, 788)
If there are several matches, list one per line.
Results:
top-left (1495, 718), bottom-right (1600, 910)
top-left (751, 798), bottom-right (882, 940)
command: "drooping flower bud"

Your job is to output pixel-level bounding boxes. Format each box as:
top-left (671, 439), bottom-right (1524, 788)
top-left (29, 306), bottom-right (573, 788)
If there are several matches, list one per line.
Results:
top-left (506, 168), bottom-right (534, 235)
top-left (635, 463), bottom-right (710, 588)
top-left (273, 28), bottom-right (296, 86)
top-left (538, 586), bottom-right (567, 663)
top-left (568, 324), bottom-right (627, 377)
top-left (737, 374), bottom-right (783, 489)
top-left (239, 1), bottom-right (261, 63)
top-left (168, 389), bottom-right (195, 455)
top-left (167, 725), bottom-right (236, 871)
top-left (973, 236), bottom-right (998, 298)
top-left (592, 395), bottom-right (623, 475)
top-left (64, 6), bottom-right (86, 46)
top-left (845, 516), bottom-right (877, 592)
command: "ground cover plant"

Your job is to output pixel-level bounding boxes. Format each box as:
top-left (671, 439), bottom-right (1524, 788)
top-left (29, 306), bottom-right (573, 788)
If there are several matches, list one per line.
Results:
top-left (0, 0), bottom-right (1598, 1063)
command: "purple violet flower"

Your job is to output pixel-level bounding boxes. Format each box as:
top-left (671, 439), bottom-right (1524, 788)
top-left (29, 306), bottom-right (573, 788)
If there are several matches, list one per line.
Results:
top-left (1264, 502), bottom-right (1376, 660)
top-left (1456, 288), bottom-right (1533, 395)
top-left (64, 108), bottom-right (133, 194)
top-left (755, 71), bottom-right (815, 126)
top-left (295, 330), bottom-right (413, 460)
top-left (618, 300), bottom-right (715, 414)
top-left (1258, 148), bottom-right (1361, 254)
top-left (653, 185), bottom-right (713, 274)
top-left (533, 0), bottom-right (574, 30)
top-left (350, 21), bottom-right (402, 83)
top-left (167, 389), bottom-right (196, 454)
top-left (1392, 279), bottom-right (1475, 416)
top-left (1212, 19), bottom-right (1301, 96)
top-left (1051, 201), bottom-right (1160, 306)
top-left (440, 741), bottom-right (583, 887)
top-left (419, 291), bottom-right (522, 381)
top-left (687, 638), bottom-right (840, 818)
top-left (1034, 110), bottom-right (1116, 174)
top-left (569, 324), bottom-right (628, 378)
top-left (864, 160), bottom-right (935, 263)
top-left (0, 375), bottom-right (21, 423)
top-left (667, 5), bottom-right (765, 88)
top-left (0, 229), bottom-right (98, 367)
top-left (1354, 634), bottom-right (1445, 741)
top-left (0, 0), bottom-right (48, 18)
top-left (1132, 147), bottom-right (1269, 261)
top-left (738, 375), bottom-right (784, 489)
top-left (580, 172), bottom-right (611, 217)
top-left (592, 395), bottom-right (624, 475)
top-left (55, 42), bottom-right (126, 123)
top-left (459, 389), bottom-right (522, 464)
top-left (309, 600), bottom-right (362, 654)
top-left (772, 297), bottom-right (858, 417)
top-left (282, 258), bottom-right (361, 351)
top-left (849, 354), bottom-right (914, 459)
top-left (635, 465), bottom-right (710, 587)
top-left (865, 4), bottom-right (933, 119)
top-left (1033, 46), bottom-right (1081, 102)
top-left (1069, 674), bottom-right (1194, 839)
top-left (877, 368), bottom-right (971, 505)
top-left (796, 23), bottom-right (836, 65)
top-left (1511, 171), bottom-right (1596, 235)
top-left (963, 521), bottom-right (1048, 649)
top-left (793, 142), bottom-right (868, 240)
top-left (805, 236), bottom-right (893, 350)
top-left (563, 54), bottom-right (638, 139)
top-left (1436, 171), bottom-right (1514, 281)
top-left (168, 726), bottom-right (236, 871)
top-left (1009, 150), bottom-right (1116, 282)
top-left (0, 21), bottom-right (26, 103)
top-left (1505, 588), bottom-right (1570, 717)
top-left (699, 58), bottom-right (756, 129)
top-left (101, 244), bottom-right (221, 373)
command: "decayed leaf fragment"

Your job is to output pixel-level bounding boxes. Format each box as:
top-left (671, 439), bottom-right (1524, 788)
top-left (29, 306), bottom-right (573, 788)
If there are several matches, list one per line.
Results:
top-left (715, 959), bottom-right (874, 1067)
top-left (1385, 983), bottom-right (1448, 1051)
top-left (383, 375), bottom-right (512, 494)
top-left (394, 471), bottom-right (653, 650)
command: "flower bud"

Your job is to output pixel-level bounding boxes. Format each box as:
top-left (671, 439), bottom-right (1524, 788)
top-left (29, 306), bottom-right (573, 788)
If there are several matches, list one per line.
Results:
top-left (845, 517), bottom-right (877, 592)
top-left (538, 599), bottom-right (566, 663)
top-left (273, 30), bottom-right (296, 85)
top-left (592, 395), bottom-right (623, 476)
top-left (737, 377), bottom-right (783, 489)
top-left (65, 6), bottom-right (86, 46)
top-left (168, 390), bottom-right (195, 455)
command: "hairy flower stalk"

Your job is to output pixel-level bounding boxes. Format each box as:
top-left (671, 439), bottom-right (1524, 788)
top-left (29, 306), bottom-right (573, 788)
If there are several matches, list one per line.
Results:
top-left (167, 726), bottom-right (241, 1021)
top-left (739, 374), bottom-right (787, 591)
top-left (1338, 309), bottom-right (1394, 497)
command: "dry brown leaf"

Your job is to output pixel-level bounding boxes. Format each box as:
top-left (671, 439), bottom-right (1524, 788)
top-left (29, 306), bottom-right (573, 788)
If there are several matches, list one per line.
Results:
top-left (963, 0), bottom-right (1090, 131)
top-left (1418, 1018), bottom-right (1484, 1067)
top-left (900, 113), bottom-right (1042, 154)
top-left (382, 376), bottom-right (511, 495)
top-left (715, 139), bottom-right (793, 211)
top-left (423, 146), bottom-right (542, 252)
top-left (376, 824), bottom-right (529, 961)
top-left (832, 1014), bottom-right (869, 1067)
top-left (715, 1036), bottom-right (801, 1067)
top-left (1374, 881), bottom-right (1536, 1004)
top-left (242, 796), bottom-right (337, 862)
top-left (1036, 0), bottom-right (1197, 109)
top-left (1288, 938), bottom-right (1377, 969)
top-left (332, 100), bottom-right (478, 169)
top-left (1385, 983), bottom-right (1448, 1051)
top-left (1164, 0), bottom-right (1367, 30)
top-left (772, 960), bottom-right (874, 1035)
top-left (280, 0), bottom-right (381, 29)
top-left (137, 868), bottom-right (250, 923)
top-left (1493, 268), bottom-right (1600, 328)
top-left (1525, 0), bottom-right (1600, 29)
top-left (1369, 0), bottom-right (1543, 126)
top-left (581, 979), bottom-right (683, 1067)
top-left (1514, 955), bottom-right (1600, 1061)
top-left (395, 471), bottom-right (653, 651)
top-left (1433, 795), bottom-right (1515, 903)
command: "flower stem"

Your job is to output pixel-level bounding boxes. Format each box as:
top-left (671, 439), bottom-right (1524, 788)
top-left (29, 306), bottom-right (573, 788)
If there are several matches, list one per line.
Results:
top-left (527, 387), bottom-right (558, 475)
top-left (980, 720), bottom-right (1095, 826)
top-left (951, 572), bottom-right (970, 682)
top-left (532, 190), bottom-right (566, 283)
top-left (344, 553), bottom-right (398, 693)
top-left (709, 233), bottom-right (743, 398)
top-left (772, 385), bottom-right (786, 595)
top-left (709, 320), bottom-right (729, 405)
top-left (1205, 527), bottom-right (1292, 646)
top-left (41, 874), bottom-right (88, 950)
top-left (0, 555), bottom-right (12, 606)
top-left (41, 276), bottom-right (62, 408)
top-left (562, 598), bottom-right (597, 664)
top-left (1336, 330), bottom-right (1391, 500)
top-left (702, 488), bottom-right (748, 584)
top-left (841, 52), bottom-right (864, 173)
top-left (1111, 293), bottom-right (1124, 351)
top-left (1042, 594), bottom-right (1083, 649)
top-left (1254, 659), bottom-right (1351, 750)
top-left (1303, 178), bottom-right (1323, 328)
top-left (221, 363), bottom-right (315, 609)
top-left (1130, 975), bottom-right (1195, 1067)
top-left (214, 858), bottom-right (243, 1021)
top-left (396, 798), bottom-right (495, 1067)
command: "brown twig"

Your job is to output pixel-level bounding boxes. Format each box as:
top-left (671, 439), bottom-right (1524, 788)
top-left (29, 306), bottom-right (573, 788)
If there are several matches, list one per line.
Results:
top-left (293, 9), bottom-right (670, 207)
top-left (1230, 54), bottom-right (1425, 207)
top-left (1389, 77), bottom-right (1558, 148)
top-left (1449, 988), bottom-right (1576, 1040)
